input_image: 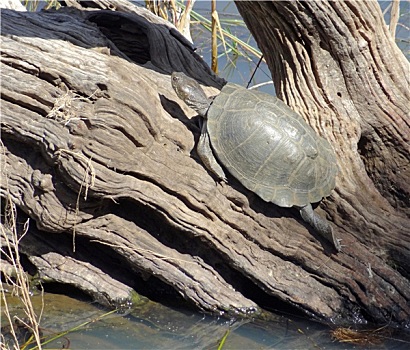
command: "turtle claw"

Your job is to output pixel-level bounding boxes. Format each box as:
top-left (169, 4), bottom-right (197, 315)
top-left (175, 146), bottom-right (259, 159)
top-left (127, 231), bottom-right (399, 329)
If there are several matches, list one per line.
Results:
top-left (334, 238), bottom-right (343, 252)
top-left (214, 174), bottom-right (227, 185)
top-left (219, 175), bottom-right (228, 183)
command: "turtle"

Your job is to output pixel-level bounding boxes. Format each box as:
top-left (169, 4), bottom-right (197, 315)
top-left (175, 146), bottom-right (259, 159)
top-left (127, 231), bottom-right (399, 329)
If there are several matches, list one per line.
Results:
top-left (171, 72), bottom-right (341, 252)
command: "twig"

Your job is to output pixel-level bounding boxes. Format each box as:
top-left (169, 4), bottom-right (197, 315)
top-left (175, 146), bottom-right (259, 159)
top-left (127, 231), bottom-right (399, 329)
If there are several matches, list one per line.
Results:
top-left (389, 0), bottom-right (400, 38)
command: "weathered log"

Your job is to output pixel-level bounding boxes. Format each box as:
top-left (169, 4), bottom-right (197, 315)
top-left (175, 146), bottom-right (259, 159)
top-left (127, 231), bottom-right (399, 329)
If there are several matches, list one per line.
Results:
top-left (1, 3), bottom-right (409, 326)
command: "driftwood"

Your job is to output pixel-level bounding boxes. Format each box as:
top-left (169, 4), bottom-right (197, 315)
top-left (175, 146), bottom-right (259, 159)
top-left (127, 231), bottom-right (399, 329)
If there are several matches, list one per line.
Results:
top-left (1, 3), bottom-right (409, 326)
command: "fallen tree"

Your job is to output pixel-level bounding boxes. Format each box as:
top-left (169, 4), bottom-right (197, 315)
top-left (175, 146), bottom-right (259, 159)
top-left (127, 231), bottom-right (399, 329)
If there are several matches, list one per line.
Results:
top-left (1, 2), bottom-right (409, 326)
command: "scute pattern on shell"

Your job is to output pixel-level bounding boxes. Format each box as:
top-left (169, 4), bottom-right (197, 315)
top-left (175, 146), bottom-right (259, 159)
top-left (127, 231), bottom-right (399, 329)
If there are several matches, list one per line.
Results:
top-left (207, 83), bottom-right (338, 207)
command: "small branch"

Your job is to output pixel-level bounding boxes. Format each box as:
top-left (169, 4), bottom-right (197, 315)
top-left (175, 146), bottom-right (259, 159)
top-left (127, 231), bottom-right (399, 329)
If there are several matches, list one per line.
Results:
top-left (389, 0), bottom-right (400, 38)
top-left (211, 0), bottom-right (218, 73)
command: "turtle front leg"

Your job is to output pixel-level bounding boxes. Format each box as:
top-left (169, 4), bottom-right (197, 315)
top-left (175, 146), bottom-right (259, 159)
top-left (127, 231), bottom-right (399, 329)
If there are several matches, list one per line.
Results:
top-left (299, 204), bottom-right (342, 252)
top-left (197, 119), bottom-right (227, 182)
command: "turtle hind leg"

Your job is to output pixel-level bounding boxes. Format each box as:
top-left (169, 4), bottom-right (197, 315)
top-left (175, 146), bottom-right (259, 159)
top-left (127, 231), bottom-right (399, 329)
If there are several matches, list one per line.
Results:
top-left (299, 204), bottom-right (342, 252)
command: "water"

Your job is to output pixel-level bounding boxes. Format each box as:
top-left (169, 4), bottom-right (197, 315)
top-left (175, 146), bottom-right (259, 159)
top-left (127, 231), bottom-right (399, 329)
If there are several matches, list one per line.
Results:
top-left (2, 291), bottom-right (409, 349)
top-left (191, 1), bottom-right (275, 93)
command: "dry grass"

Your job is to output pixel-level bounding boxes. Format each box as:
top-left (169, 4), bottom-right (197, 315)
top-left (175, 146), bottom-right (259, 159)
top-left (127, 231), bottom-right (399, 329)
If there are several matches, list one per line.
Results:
top-left (54, 148), bottom-right (96, 252)
top-left (331, 326), bottom-right (391, 346)
top-left (1, 138), bottom-right (43, 349)
top-left (22, 0), bottom-right (60, 12)
top-left (1, 197), bottom-right (43, 349)
top-left (144, 0), bottom-right (194, 37)
top-left (47, 87), bottom-right (96, 124)
top-left (47, 86), bottom-right (97, 252)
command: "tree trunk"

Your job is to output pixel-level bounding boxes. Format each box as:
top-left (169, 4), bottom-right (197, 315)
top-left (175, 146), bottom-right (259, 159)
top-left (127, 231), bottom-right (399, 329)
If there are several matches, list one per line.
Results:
top-left (1, 2), bottom-right (409, 326)
top-left (235, 0), bottom-right (410, 321)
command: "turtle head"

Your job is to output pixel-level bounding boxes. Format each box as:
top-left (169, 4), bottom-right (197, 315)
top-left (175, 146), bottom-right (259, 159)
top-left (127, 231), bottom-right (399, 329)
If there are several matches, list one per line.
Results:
top-left (171, 72), bottom-right (211, 118)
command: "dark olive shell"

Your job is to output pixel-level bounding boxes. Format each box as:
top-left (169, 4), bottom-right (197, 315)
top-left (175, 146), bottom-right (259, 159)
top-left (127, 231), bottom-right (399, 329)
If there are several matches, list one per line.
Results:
top-left (207, 84), bottom-right (338, 207)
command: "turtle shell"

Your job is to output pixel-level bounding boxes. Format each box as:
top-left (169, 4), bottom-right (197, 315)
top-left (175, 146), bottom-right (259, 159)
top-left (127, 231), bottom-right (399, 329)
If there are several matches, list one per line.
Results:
top-left (207, 83), bottom-right (338, 207)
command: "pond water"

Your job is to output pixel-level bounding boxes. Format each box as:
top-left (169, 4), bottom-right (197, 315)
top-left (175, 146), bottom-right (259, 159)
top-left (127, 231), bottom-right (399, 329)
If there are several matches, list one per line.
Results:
top-left (191, 0), bottom-right (409, 90)
top-left (190, 0), bottom-right (275, 94)
top-left (2, 2), bottom-right (409, 349)
top-left (2, 291), bottom-right (410, 349)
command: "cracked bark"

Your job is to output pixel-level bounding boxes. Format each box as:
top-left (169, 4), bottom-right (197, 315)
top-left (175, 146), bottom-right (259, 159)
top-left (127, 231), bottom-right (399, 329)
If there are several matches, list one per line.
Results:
top-left (1, 2), bottom-right (409, 326)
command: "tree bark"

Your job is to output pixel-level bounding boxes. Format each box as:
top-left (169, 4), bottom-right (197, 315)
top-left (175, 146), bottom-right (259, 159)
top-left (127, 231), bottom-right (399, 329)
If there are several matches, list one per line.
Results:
top-left (235, 0), bottom-right (410, 215)
top-left (1, 2), bottom-right (409, 326)
top-left (235, 0), bottom-right (410, 322)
